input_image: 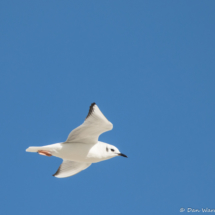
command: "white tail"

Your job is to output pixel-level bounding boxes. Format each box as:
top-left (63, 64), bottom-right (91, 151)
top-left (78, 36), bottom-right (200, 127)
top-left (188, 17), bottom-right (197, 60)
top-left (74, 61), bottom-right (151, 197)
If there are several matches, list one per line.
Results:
top-left (26, 146), bottom-right (42, 152)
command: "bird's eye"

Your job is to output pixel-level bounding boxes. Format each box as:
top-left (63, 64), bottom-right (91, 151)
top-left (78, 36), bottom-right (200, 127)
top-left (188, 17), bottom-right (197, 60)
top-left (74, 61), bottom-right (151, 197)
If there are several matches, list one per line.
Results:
top-left (106, 147), bottom-right (108, 152)
top-left (111, 149), bottom-right (115, 152)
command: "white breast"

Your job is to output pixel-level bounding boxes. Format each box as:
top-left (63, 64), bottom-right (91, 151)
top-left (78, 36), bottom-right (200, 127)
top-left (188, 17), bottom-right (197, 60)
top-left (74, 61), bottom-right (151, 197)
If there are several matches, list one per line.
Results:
top-left (52, 142), bottom-right (107, 163)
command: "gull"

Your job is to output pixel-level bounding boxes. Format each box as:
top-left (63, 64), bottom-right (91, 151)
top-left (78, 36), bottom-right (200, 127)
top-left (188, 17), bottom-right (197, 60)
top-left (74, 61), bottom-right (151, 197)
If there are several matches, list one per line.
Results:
top-left (26, 103), bottom-right (127, 178)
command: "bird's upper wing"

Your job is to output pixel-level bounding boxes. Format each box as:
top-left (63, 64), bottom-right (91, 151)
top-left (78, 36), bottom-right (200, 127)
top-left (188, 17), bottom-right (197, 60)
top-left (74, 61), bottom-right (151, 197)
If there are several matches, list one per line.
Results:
top-left (53, 160), bottom-right (91, 178)
top-left (65, 103), bottom-right (113, 144)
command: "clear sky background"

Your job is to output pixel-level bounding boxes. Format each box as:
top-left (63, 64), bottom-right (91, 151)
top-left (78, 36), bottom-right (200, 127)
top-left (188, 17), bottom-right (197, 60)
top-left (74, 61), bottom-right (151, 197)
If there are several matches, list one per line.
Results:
top-left (0, 1), bottom-right (215, 214)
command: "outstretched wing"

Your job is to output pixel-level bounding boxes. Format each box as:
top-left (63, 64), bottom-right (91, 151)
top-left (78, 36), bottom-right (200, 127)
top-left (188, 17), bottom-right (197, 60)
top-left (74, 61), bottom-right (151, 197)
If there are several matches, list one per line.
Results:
top-left (53, 160), bottom-right (91, 178)
top-left (65, 103), bottom-right (113, 144)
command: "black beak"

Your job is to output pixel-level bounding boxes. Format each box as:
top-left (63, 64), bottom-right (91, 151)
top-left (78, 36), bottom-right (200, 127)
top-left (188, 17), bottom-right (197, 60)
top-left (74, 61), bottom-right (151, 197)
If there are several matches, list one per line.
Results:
top-left (118, 153), bottom-right (128, 158)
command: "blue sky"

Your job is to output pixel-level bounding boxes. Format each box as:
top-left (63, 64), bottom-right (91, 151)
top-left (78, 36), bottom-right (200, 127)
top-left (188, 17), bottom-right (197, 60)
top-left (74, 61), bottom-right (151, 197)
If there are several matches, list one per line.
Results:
top-left (0, 1), bottom-right (215, 214)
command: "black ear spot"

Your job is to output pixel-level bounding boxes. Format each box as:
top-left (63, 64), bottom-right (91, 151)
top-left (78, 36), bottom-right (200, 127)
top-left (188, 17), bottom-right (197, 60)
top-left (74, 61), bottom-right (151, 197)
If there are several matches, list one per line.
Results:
top-left (111, 149), bottom-right (115, 152)
top-left (106, 147), bottom-right (108, 152)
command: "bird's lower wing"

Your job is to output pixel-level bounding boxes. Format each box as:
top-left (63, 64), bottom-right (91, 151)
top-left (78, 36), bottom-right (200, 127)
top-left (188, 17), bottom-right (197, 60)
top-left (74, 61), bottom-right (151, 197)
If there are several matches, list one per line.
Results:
top-left (53, 160), bottom-right (91, 178)
top-left (65, 103), bottom-right (113, 144)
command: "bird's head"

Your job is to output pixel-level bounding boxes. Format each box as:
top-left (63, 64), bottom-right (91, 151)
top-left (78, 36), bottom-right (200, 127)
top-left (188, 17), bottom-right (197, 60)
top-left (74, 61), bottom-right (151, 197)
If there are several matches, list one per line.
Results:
top-left (105, 144), bottom-right (127, 158)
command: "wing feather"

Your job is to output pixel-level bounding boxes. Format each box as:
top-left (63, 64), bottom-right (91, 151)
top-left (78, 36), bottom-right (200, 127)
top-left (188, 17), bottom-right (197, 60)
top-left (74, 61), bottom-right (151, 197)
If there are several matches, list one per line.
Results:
top-left (65, 103), bottom-right (113, 144)
top-left (53, 160), bottom-right (91, 178)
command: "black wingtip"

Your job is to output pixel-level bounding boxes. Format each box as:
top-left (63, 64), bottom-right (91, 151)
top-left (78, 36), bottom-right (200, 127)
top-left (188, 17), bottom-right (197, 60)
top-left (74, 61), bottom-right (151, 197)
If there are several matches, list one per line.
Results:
top-left (52, 165), bottom-right (61, 177)
top-left (86, 102), bottom-right (96, 119)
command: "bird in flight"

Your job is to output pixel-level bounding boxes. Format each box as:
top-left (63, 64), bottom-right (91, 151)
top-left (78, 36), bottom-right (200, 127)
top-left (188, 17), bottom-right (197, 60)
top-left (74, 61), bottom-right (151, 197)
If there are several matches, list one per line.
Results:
top-left (26, 103), bottom-right (127, 178)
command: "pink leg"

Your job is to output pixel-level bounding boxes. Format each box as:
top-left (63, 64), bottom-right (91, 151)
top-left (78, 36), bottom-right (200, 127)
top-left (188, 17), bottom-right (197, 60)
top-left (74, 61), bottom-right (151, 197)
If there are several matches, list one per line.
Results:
top-left (38, 150), bottom-right (52, 157)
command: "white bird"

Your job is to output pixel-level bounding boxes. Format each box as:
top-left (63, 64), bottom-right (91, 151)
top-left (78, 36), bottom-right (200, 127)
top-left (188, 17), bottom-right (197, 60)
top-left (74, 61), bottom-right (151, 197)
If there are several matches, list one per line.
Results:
top-left (26, 103), bottom-right (127, 178)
